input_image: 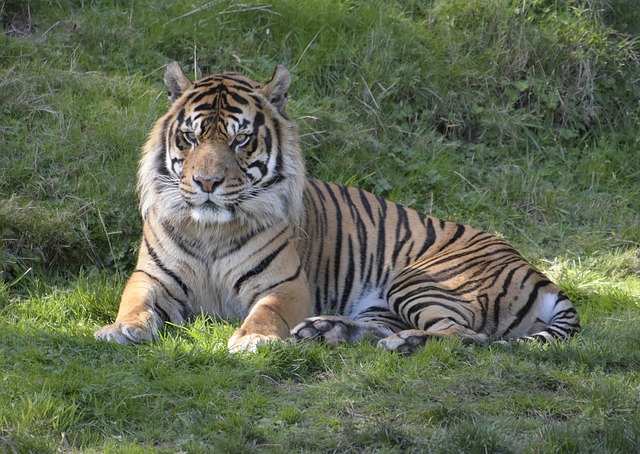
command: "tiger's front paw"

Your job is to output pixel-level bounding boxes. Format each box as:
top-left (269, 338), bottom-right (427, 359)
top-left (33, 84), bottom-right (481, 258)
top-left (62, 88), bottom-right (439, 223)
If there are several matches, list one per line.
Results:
top-left (291, 316), bottom-right (366, 346)
top-left (227, 329), bottom-right (279, 353)
top-left (94, 321), bottom-right (157, 345)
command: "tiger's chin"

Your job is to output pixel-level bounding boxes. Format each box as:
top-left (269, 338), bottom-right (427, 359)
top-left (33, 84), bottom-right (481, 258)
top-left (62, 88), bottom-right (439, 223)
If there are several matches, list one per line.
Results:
top-left (190, 204), bottom-right (234, 225)
top-left (184, 195), bottom-right (291, 230)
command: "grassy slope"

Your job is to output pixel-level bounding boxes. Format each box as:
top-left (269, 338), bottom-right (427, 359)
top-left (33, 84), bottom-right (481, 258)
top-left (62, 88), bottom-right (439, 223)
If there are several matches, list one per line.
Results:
top-left (1, 0), bottom-right (639, 452)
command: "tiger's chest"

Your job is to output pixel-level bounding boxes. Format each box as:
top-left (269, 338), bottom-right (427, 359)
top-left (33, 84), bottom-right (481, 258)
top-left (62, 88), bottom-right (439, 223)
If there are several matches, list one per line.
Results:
top-left (181, 253), bottom-right (248, 320)
top-left (190, 273), bottom-right (245, 320)
top-left (173, 221), bottom-right (300, 322)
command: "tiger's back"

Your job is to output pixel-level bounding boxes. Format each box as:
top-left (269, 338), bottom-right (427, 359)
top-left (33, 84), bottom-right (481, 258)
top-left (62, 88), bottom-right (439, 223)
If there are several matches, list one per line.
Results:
top-left (95, 62), bottom-right (579, 353)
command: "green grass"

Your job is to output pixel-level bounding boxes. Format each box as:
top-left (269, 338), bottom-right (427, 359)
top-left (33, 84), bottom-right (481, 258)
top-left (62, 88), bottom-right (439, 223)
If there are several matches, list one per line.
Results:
top-left (1, 0), bottom-right (640, 452)
top-left (2, 273), bottom-right (639, 452)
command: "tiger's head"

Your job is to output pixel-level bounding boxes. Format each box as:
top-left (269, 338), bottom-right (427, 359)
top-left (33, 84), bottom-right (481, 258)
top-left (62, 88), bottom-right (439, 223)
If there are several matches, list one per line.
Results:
top-left (139, 62), bottom-right (306, 230)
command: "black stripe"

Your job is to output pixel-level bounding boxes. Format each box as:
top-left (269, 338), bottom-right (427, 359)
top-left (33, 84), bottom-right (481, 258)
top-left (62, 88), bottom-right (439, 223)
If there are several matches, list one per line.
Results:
top-left (426, 244), bottom-right (517, 275)
top-left (391, 284), bottom-right (463, 315)
top-left (224, 75), bottom-right (255, 89)
top-left (428, 248), bottom-right (523, 283)
top-left (308, 179), bottom-right (325, 202)
top-left (339, 186), bottom-right (362, 235)
top-left (160, 220), bottom-right (200, 259)
top-left (248, 160), bottom-right (268, 177)
top-left (143, 238), bottom-right (189, 297)
top-left (253, 111), bottom-right (265, 129)
top-left (437, 223), bottom-right (466, 252)
top-left (420, 316), bottom-right (461, 331)
top-left (155, 148), bottom-right (170, 178)
top-left (314, 287), bottom-right (322, 314)
top-left (249, 94), bottom-right (264, 107)
top-left (338, 236), bottom-right (356, 314)
top-left (233, 233), bottom-right (290, 293)
top-left (305, 182), bottom-right (326, 279)
top-left (543, 326), bottom-right (564, 338)
top-left (354, 204), bottom-right (369, 282)
top-left (227, 89), bottom-right (249, 105)
top-left (259, 174), bottom-right (283, 191)
top-left (415, 217), bottom-right (436, 259)
top-left (263, 126), bottom-right (273, 160)
top-left (193, 102), bottom-right (214, 112)
top-left (323, 257), bottom-right (332, 311)
top-left (553, 307), bottom-right (578, 319)
top-left (175, 108), bottom-right (185, 125)
top-left (358, 189), bottom-right (375, 224)
top-left (323, 183), bottom-right (344, 302)
top-left (374, 198), bottom-right (388, 286)
top-left (504, 279), bottom-right (552, 335)
top-left (489, 265), bottom-right (521, 334)
top-left (130, 269), bottom-right (187, 320)
top-left (385, 245), bottom-right (517, 299)
top-left (246, 263), bottom-right (303, 306)
top-left (223, 103), bottom-right (243, 114)
top-left (520, 267), bottom-right (539, 287)
top-left (306, 185), bottom-right (326, 290)
top-left (170, 157), bottom-right (184, 175)
top-left (391, 204), bottom-right (411, 265)
top-left (189, 90), bottom-right (212, 105)
top-left (153, 117), bottom-right (173, 178)
top-left (273, 120), bottom-right (285, 175)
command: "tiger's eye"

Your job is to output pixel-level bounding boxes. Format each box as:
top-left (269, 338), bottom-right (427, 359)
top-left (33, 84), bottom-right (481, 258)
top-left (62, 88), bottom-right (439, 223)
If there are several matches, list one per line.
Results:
top-left (234, 133), bottom-right (250, 147)
top-left (183, 131), bottom-right (197, 144)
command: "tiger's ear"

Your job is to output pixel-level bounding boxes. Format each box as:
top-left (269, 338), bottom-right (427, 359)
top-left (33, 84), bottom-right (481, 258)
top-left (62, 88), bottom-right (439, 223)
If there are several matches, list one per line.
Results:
top-left (164, 62), bottom-right (193, 102)
top-left (261, 65), bottom-right (291, 114)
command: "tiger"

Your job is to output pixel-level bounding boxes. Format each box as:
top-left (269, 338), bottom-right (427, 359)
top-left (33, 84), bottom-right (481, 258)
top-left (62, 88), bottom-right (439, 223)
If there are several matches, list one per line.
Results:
top-left (94, 61), bottom-right (580, 353)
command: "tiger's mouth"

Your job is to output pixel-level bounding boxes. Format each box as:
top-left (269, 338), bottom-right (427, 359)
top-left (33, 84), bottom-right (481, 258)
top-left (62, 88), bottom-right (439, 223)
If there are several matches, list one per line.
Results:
top-left (202, 200), bottom-right (219, 209)
top-left (183, 190), bottom-right (227, 209)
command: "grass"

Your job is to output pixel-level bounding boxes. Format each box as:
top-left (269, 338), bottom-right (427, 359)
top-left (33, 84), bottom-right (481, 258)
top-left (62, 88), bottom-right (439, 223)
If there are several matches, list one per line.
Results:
top-left (1, 0), bottom-right (639, 452)
top-left (2, 274), bottom-right (639, 452)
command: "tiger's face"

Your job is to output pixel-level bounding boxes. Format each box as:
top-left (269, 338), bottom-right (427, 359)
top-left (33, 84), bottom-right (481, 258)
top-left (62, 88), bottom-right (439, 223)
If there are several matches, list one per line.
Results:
top-left (141, 63), bottom-right (305, 228)
top-left (166, 72), bottom-right (272, 225)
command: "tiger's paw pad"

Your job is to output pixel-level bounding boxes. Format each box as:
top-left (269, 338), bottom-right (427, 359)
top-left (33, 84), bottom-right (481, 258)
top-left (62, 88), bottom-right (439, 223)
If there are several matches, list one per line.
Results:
top-left (94, 322), bottom-right (156, 345)
top-left (291, 317), bottom-right (358, 346)
top-left (377, 330), bottom-right (431, 354)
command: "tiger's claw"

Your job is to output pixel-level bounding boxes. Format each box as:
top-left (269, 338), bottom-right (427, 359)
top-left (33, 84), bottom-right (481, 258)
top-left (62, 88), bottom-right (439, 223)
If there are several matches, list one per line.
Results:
top-left (227, 331), bottom-right (279, 353)
top-left (94, 321), bottom-right (157, 345)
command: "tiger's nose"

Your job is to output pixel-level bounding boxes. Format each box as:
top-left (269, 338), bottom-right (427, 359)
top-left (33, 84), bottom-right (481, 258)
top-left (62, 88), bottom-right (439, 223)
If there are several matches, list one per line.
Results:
top-left (193, 175), bottom-right (224, 193)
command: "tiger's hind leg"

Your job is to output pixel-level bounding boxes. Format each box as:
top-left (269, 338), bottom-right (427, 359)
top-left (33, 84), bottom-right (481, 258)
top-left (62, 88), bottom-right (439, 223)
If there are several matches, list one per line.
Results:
top-left (291, 307), bottom-right (408, 346)
top-left (378, 259), bottom-right (496, 353)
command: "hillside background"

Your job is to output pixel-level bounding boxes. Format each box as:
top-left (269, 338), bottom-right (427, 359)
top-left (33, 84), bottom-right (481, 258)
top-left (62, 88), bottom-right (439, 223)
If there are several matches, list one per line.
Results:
top-left (1, 0), bottom-right (639, 280)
